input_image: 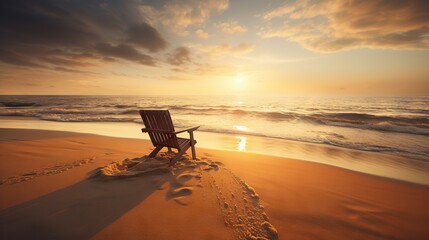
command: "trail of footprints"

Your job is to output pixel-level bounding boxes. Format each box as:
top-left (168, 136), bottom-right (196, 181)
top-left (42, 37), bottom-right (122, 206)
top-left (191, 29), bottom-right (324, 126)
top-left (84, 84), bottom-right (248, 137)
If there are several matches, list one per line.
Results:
top-left (206, 163), bottom-right (278, 240)
top-left (0, 157), bottom-right (95, 186)
top-left (172, 154), bottom-right (278, 240)
top-left (96, 152), bottom-right (279, 240)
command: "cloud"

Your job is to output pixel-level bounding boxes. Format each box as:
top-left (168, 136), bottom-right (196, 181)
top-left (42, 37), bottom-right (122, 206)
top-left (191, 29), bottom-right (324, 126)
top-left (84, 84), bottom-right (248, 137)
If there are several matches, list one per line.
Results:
top-left (167, 47), bottom-right (192, 65)
top-left (53, 67), bottom-right (96, 74)
top-left (163, 63), bottom-right (235, 81)
top-left (0, 49), bottom-right (44, 68)
top-left (262, 3), bottom-right (296, 20)
top-left (260, 0), bottom-right (429, 52)
top-left (95, 43), bottom-right (156, 66)
top-left (0, 0), bottom-right (167, 70)
top-left (192, 43), bottom-right (255, 58)
top-left (194, 63), bottom-right (235, 76)
top-left (126, 22), bottom-right (168, 52)
top-left (215, 21), bottom-right (247, 34)
top-left (195, 29), bottom-right (209, 39)
top-left (140, 0), bottom-right (229, 35)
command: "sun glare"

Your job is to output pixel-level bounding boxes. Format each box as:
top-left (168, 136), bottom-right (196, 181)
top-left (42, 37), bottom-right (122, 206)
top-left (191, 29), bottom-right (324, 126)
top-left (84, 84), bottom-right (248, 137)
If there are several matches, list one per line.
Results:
top-left (235, 75), bottom-right (243, 84)
top-left (234, 74), bottom-right (245, 89)
top-left (234, 125), bottom-right (249, 132)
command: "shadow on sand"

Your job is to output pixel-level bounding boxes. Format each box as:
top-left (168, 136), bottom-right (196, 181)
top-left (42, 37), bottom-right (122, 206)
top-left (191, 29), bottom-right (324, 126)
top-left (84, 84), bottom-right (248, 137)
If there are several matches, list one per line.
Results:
top-left (0, 171), bottom-right (170, 240)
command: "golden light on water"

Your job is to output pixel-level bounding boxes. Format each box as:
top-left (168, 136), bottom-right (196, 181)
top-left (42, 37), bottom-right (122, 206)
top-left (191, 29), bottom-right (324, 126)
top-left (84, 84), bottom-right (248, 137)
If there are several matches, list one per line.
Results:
top-left (234, 125), bottom-right (249, 151)
top-left (236, 136), bottom-right (247, 151)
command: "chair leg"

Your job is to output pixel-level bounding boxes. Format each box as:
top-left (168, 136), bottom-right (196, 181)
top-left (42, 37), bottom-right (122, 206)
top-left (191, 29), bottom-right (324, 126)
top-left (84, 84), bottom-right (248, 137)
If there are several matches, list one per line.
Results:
top-left (169, 146), bottom-right (190, 166)
top-left (191, 144), bottom-right (196, 160)
top-left (149, 146), bottom-right (163, 158)
top-left (189, 132), bottom-right (196, 160)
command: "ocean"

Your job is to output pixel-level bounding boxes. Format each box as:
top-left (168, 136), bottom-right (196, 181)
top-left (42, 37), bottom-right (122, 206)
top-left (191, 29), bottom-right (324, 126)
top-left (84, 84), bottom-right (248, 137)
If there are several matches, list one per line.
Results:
top-left (1, 95), bottom-right (428, 162)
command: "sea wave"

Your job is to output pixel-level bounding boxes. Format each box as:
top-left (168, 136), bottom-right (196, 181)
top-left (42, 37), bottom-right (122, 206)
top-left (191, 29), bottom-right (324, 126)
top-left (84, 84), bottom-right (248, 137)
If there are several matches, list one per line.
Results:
top-left (0, 102), bottom-right (38, 107)
top-left (113, 104), bottom-right (136, 108)
top-left (1, 106), bottom-right (428, 135)
top-left (0, 112), bottom-right (31, 117)
top-left (1, 95), bottom-right (428, 160)
top-left (170, 107), bottom-right (429, 132)
top-left (196, 127), bottom-right (429, 159)
top-left (121, 109), bottom-right (139, 115)
top-left (310, 112), bottom-right (429, 127)
top-left (168, 106), bottom-right (428, 124)
top-left (39, 115), bottom-right (138, 123)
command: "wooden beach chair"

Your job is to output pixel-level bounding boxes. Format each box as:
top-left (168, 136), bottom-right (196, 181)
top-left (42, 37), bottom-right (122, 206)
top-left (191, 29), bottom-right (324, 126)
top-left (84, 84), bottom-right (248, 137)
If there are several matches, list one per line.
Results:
top-left (139, 110), bottom-right (200, 165)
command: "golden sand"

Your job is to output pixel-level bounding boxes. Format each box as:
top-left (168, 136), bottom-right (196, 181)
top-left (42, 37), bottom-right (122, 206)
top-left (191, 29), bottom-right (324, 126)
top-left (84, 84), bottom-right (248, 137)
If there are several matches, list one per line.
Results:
top-left (0, 129), bottom-right (428, 239)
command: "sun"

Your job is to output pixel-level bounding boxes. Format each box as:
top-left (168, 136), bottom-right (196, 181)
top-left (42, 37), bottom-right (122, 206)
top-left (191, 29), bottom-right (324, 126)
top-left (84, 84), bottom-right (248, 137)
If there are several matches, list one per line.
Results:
top-left (235, 75), bottom-right (244, 85)
top-left (229, 73), bottom-right (250, 92)
top-left (234, 74), bottom-right (245, 89)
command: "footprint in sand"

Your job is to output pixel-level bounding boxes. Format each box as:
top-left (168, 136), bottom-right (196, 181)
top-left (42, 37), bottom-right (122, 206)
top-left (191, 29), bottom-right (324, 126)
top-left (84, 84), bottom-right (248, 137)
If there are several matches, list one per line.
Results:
top-left (171, 187), bottom-right (193, 198)
top-left (0, 157), bottom-right (95, 186)
top-left (207, 168), bottom-right (278, 240)
top-left (177, 173), bottom-right (201, 183)
top-left (173, 196), bottom-right (190, 206)
top-left (95, 152), bottom-right (278, 240)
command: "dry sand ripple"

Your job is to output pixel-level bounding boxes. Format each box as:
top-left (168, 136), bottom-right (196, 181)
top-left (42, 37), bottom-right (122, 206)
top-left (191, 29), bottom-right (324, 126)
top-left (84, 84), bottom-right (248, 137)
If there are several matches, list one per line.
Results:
top-left (94, 152), bottom-right (278, 240)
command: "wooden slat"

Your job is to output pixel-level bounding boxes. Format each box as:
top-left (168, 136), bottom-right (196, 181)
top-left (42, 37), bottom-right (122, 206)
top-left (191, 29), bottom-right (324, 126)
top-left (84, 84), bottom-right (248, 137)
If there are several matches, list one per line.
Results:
top-left (139, 109), bottom-right (191, 158)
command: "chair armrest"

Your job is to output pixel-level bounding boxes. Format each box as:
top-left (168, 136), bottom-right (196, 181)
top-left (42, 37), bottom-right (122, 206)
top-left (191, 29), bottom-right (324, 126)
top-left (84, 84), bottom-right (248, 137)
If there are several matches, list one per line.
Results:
top-left (174, 126), bottom-right (200, 134)
top-left (141, 128), bottom-right (172, 133)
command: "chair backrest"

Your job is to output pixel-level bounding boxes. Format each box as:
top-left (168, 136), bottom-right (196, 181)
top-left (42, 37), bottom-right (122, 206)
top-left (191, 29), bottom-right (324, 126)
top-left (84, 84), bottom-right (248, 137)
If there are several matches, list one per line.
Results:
top-left (139, 110), bottom-right (179, 149)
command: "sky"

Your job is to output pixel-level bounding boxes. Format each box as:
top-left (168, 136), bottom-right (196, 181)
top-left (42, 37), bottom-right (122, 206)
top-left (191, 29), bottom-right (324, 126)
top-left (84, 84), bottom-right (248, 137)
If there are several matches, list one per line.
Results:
top-left (0, 0), bottom-right (428, 96)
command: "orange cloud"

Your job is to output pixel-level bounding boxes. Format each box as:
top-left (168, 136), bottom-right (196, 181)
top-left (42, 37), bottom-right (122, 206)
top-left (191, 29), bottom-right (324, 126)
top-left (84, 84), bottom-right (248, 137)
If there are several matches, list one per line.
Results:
top-left (215, 20), bottom-right (247, 34)
top-left (191, 43), bottom-right (255, 58)
top-left (260, 0), bottom-right (429, 52)
top-left (195, 29), bottom-right (209, 39)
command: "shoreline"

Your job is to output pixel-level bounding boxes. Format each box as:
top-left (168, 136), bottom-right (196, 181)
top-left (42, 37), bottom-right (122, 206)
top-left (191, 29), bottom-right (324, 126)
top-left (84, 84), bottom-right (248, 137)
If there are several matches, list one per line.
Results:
top-left (1, 128), bottom-right (428, 239)
top-left (1, 118), bottom-right (429, 186)
top-left (1, 116), bottom-right (427, 160)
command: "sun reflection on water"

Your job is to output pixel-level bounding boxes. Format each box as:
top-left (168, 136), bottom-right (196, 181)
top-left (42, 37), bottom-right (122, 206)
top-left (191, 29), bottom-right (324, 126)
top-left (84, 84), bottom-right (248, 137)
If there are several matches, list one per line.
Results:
top-left (236, 136), bottom-right (247, 151)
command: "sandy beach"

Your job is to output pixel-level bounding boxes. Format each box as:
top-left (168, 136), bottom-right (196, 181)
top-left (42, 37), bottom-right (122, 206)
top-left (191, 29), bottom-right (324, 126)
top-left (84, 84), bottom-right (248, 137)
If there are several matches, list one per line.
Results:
top-left (0, 128), bottom-right (428, 240)
top-left (2, 0), bottom-right (428, 238)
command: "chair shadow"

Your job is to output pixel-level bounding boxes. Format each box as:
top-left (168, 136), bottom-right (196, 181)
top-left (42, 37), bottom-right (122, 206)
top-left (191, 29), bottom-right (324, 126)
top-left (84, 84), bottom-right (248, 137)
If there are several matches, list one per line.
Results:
top-left (0, 172), bottom-right (170, 240)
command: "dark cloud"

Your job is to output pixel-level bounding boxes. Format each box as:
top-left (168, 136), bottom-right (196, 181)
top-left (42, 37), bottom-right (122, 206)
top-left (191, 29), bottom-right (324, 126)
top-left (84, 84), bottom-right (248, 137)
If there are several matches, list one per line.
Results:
top-left (53, 67), bottom-right (96, 74)
top-left (96, 43), bottom-right (156, 66)
top-left (261, 0), bottom-right (429, 52)
top-left (167, 47), bottom-right (192, 65)
top-left (0, 0), bottom-right (168, 70)
top-left (0, 1), bottom-right (99, 48)
top-left (0, 49), bottom-right (44, 68)
top-left (127, 23), bottom-right (168, 52)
